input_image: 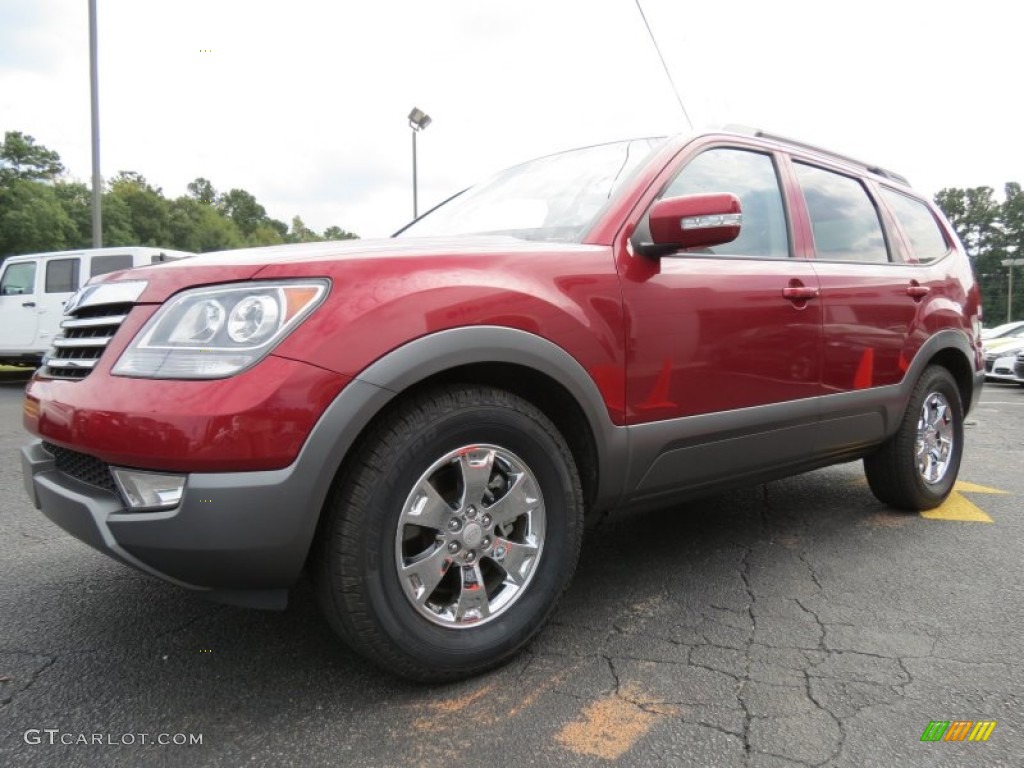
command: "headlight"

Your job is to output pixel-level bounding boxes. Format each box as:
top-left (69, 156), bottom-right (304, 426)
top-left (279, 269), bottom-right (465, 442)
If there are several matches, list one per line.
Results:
top-left (112, 280), bottom-right (328, 379)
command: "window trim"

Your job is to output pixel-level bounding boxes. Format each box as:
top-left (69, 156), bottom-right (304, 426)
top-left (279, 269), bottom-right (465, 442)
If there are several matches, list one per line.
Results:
top-left (89, 253), bottom-right (136, 279)
top-left (44, 258), bottom-right (81, 294)
top-left (876, 185), bottom-right (953, 265)
top-left (0, 261), bottom-right (38, 296)
top-left (790, 158), bottom-right (895, 265)
top-left (646, 143), bottom-right (796, 260)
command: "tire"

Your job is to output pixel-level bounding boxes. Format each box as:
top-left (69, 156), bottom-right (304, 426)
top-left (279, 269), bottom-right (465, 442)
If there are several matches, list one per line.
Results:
top-left (864, 365), bottom-right (964, 510)
top-left (314, 384), bottom-right (584, 682)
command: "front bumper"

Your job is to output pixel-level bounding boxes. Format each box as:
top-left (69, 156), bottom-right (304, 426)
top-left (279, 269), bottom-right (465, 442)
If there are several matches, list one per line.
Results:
top-left (22, 441), bottom-right (310, 608)
top-left (20, 376), bottom-right (399, 609)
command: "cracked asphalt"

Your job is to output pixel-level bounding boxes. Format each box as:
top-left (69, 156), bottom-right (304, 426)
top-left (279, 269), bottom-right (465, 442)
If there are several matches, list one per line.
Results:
top-left (1, 372), bottom-right (1022, 767)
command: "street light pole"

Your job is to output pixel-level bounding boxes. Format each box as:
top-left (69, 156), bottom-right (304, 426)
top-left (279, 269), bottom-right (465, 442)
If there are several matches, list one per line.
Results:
top-left (412, 128), bottom-right (418, 220)
top-left (1002, 258), bottom-right (1024, 322)
top-left (408, 107), bottom-right (431, 220)
top-left (89, 0), bottom-right (102, 247)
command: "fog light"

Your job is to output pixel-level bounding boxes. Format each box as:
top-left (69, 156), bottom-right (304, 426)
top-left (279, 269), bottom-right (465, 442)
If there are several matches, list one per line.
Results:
top-left (111, 468), bottom-right (186, 510)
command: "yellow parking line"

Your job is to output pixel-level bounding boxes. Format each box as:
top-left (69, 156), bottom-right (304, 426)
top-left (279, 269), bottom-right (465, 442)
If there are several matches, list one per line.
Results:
top-left (920, 481), bottom-right (1009, 523)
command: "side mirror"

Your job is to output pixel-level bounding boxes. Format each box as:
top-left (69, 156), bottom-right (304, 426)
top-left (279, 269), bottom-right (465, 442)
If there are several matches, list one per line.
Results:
top-left (636, 193), bottom-right (742, 257)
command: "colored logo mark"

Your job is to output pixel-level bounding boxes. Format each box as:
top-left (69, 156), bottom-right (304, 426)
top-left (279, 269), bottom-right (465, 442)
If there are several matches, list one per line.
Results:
top-left (920, 720), bottom-right (996, 742)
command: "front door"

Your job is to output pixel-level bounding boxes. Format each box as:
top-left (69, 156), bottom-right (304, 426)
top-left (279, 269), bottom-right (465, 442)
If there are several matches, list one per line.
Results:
top-left (618, 145), bottom-right (824, 499)
top-left (0, 261), bottom-right (40, 349)
top-left (622, 146), bottom-right (823, 423)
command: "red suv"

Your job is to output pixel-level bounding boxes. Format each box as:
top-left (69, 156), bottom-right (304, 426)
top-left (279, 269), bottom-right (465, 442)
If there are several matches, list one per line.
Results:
top-left (22, 129), bottom-right (984, 681)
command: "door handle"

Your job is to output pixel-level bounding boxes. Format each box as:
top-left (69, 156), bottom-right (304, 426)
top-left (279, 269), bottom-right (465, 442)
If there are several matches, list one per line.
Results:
top-left (782, 285), bottom-right (819, 300)
top-left (906, 283), bottom-right (930, 300)
top-left (22, 301), bottom-right (36, 307)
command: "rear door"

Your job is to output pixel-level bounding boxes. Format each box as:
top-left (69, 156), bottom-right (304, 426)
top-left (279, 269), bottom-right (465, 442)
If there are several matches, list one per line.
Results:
top-left (0, 260), bottom-right (40, 349)
top-left (35, 255), bottom-right (81, 350)
top-left (788, 160), bottom-right (919, 393)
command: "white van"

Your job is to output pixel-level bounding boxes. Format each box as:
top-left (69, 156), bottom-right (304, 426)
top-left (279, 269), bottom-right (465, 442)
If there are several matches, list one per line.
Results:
top-left (0, 246), bottom-right (194, 367)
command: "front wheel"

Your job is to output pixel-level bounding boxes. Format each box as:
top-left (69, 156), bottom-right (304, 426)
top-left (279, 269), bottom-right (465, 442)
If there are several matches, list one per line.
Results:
top-left (864, 365), bottom-right (964, 510)
top-left (314, 385), bottom-right (584, 681)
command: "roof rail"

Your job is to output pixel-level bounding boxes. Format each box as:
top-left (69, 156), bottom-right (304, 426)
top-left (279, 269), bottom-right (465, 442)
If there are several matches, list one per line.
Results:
top-left (719, 125), bottom-right (910, 186)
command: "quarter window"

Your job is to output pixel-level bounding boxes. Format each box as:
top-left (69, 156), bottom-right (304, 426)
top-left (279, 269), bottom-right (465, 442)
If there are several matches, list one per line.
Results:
top-left (91, 254), bottom-right (135, 277)
top-left (0, 262), bottom-right (36, 295)
top-left (794, 163), bottom-right (889, 262)
top-left (880, 189), bottom-right (949, 263)
top-left (661, 149), bottom-right (790, 258)
top-left (45, 258), bottom-right (80, 293)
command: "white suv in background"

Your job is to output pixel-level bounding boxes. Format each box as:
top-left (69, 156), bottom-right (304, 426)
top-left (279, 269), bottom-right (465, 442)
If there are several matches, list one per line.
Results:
top-left (0, 246), bottom-right (192, 367)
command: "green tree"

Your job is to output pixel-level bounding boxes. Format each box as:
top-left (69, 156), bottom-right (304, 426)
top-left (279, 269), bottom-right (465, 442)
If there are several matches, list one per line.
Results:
top-left (323, 225), bottom-right (359, 241)
top-left (168, 196), bottom-right (244, 252)
top-left (218, 188), bottom-right (269, 237)
top-left (106, 171), bottom-right (172, 246)
top-left (934, 186), bottom-right (1003, 261)
top-left (52, 181), bottom-right (93, 249)
top-left (186, 177), bottom-right (217, 205)
top-left (286, 215), bottom-right (321, 243)
top-left (0, 131), bottom-right (64, 183)
top-left (0, 130), bottom-right (362, 258)
top-left (934, 186), bottom-right (1007, 321)
top-left (245, 223), bottom-right (286, 247)
top-left (0, 179), bottom-right (79, 256)
top-left (1000, 183), bottom-right (1024, 321)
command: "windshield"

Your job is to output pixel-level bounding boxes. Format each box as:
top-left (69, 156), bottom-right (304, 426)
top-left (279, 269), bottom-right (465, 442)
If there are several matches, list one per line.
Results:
top-left (396, 138), bottom-right (665, 242)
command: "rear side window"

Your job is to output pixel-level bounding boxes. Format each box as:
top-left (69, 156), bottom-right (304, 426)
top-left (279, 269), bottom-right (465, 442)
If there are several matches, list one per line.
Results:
top-left (661, 148), bottom-right (790, 258)
top-left (0, 262), bottom-right (36, 295)
top-left (91, 254), bottom-right (134, 277)
top-left (794, 162), bottom-right (889, 263)
top-left (45, 258), bottom-right (80, 293)
top-left (880, 189), bottom-right (949, 263)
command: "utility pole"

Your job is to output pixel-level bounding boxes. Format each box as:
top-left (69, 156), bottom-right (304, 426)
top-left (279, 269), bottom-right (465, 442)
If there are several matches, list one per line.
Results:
top-left (89, 0), bottom-right (102, 247)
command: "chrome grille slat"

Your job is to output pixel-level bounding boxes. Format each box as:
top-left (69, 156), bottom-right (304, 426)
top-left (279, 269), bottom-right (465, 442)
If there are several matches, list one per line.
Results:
top-left (42, 301), bottom-right (134, 380)
top-left (45, 359), bottom-right (99, 370)
top-left (51, 337), bottom-right (115, 348)
top-left (61, 314), bottom-right (129, 329)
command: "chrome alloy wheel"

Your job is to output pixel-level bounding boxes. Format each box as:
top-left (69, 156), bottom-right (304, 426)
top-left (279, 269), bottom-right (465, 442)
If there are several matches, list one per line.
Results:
top-left (915, 391), bottom-right (954, 484)
top-left (395, 444), bottom-right (546, 628)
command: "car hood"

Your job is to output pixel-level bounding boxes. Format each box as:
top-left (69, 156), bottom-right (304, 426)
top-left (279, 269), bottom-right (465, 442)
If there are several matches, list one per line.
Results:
top-left (98, 236), bottom-right (594, 304)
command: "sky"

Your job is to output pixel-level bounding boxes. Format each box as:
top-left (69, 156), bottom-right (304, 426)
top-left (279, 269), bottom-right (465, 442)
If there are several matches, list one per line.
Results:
top-left (1, 0), bottom-right (1022, 239)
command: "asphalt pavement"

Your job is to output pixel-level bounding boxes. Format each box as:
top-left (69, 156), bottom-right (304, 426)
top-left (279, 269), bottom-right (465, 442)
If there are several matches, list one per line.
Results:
top-left (1, 372), bottom-right (1022, 767)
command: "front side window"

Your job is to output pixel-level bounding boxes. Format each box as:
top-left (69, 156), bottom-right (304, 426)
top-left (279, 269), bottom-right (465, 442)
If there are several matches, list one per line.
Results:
top-left (0, 262), bottom-right (36, 295)
top-left (660, 148), bottom-right (789, 258)
top-left (794, 163), bottom-right (888, 263)
top-left (880, 189), bottom-right (949, 263)
top-left (45, 258), bottom-right (80, 293)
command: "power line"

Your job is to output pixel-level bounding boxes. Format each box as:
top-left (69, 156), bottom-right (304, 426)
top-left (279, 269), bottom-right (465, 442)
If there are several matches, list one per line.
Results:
top-left (634, 0), bottom-right (693, 129)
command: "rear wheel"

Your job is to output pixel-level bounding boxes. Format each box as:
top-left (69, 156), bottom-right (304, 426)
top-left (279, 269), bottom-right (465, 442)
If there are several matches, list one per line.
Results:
top-left (864, 365), bottom-right (964, 510)
top-left (314, 385), bottom-right (584, 681)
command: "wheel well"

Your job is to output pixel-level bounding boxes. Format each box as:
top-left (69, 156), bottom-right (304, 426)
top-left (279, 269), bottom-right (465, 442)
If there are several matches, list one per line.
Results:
top-left (928, 347), bottom-right (974, 412)
top-left (348, 362), bottom-right (601, 515)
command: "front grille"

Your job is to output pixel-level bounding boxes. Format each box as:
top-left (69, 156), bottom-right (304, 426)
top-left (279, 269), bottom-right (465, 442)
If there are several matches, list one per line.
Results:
top-left (41, 441), bottom-right (117, 493)
top-left (43, 303), bottom-right (133, 380)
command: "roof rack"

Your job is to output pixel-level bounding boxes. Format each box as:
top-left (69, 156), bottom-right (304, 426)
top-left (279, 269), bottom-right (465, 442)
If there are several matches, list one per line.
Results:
top-left (719, 125), bottom-right (910, 186)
